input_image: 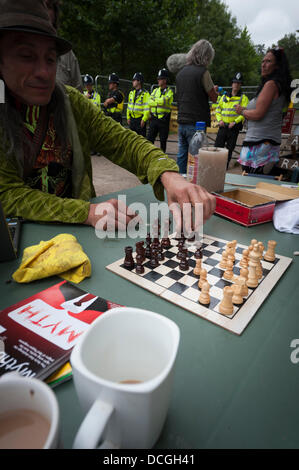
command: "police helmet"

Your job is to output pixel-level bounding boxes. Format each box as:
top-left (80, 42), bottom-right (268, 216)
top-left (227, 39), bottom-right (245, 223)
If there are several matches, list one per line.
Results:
top-left (108, 73), bottom-right (120, 84)
top-left (83, 74), bottom-right (94, 85)
top-left (132, 72), bottom-right (144, 83)
top-left (157, 68), bottom-right (169, 80)
top-left (232, 72), bottom-right (243, 83)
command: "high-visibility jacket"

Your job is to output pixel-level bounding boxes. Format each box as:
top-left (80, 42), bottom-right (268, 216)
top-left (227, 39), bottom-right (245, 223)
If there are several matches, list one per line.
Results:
top-left (148, 86), bottom-right (173, 119)
top-left (127, 89), bottom-right (150, 122)
top-left (84, 90), bottom-right (101, 108)
top-left (211, 92), bottom-right (227, 110)
top-left (106, 89), bottom-right (125, 115)
top-left (216, 93), bottom-right (249, 124)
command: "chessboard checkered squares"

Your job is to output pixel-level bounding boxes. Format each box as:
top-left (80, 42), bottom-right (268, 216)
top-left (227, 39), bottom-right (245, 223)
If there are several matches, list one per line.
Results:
top-left (107, 234), bottom-right (292, 335)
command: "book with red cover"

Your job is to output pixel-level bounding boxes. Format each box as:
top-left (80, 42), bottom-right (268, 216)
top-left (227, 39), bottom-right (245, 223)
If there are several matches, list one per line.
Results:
top-left (0, 280), bottom-right (122, 381)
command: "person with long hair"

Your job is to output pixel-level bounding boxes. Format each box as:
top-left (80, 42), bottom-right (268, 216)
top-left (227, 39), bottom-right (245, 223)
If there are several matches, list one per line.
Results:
top-left (175, 39), bottom-right (218, 174)
top-left (235, 48), bottom-right (292, 174)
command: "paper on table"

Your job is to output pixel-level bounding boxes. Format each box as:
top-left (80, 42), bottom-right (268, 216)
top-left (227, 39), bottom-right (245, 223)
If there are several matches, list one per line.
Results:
top-left (273, 198), bottom-right (299, 234)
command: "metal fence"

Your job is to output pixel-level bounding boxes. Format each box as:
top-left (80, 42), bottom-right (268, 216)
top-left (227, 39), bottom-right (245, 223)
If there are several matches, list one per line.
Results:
top-left (82, 74), bottom-right (258, 107)
top-left (81, 75), bottom-right (297, 145)
top-left (94, 74), bottom-right (152, 102)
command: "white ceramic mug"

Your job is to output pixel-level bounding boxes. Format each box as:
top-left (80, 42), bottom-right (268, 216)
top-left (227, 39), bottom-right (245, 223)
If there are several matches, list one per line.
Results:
top-left (0, 373), bottom-right (60, 449)
top-left (71, 307), bottom-right (180, 449)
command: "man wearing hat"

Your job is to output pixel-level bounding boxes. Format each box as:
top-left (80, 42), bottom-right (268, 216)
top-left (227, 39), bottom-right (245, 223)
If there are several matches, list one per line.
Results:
top-left (102, 73), bottom-right (125, 124)
top-left (147, 68), bottom-right (174, 153)
top-left (83, 74), bottom-right (101, 108)
top-left (0, 0), bottom-right (216, 230)
top-left (215, 72), bottom-right (249, 167)
top-left (127, 72), bottom-right (150, 137)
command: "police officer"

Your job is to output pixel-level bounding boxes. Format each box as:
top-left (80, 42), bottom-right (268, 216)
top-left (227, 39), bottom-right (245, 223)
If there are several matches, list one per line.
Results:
top-left (83, 74), bottom-right (101, 108)
top-left (147, 68), bottom-right (174, 153)
top-left (127, 72), bottom-right (150, 137)
top-left (215, 72), bottom-right (249, 168)
top-left (103, 73), bottom-right (125, 124)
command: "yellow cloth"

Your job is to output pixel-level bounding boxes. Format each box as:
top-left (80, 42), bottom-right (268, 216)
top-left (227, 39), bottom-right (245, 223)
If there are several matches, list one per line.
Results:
top-left (12, 234), bottom-right (91, 284)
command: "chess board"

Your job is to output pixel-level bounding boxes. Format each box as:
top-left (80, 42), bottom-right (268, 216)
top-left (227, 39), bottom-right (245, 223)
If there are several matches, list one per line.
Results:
top-left (106, 234), bottom-right (292, 335)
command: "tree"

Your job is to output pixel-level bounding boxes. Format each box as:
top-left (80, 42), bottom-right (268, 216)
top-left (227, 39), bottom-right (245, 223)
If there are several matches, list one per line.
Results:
top-left (59, 0), bottom-right (198, 82)
top-left (58, 0), bottom-right (261, 87)
top-left (254, 44), bottom-right (266, 57)
top-left (190, 0), bottom-right (260, 85)
top-left (278, 33), bottom-right (299, 79)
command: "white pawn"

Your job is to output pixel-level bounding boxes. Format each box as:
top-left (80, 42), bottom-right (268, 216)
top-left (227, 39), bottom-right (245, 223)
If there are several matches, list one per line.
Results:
top-left (226, 241), bottom-right (235, 263)
top-left (193, 258), bottom-right (202, 276)
top-left (219, 250), bottom-right (228, 269)
top-left (232, 277), bottom-right (245, 304)
top-left (223, 259), bottom-right (234, 280)
top-left (264, 240), bottom-right (277, 262)
top-left (219, 286), bottom-right (234, 316)
top-left (239, 267), bottom-right (249, 297)
top-left (240, 249), bottom-right (249, 268)
top-left (198, 268), bottom-right (207, 289)
top-left (199, 281), bottom-right (210, 305)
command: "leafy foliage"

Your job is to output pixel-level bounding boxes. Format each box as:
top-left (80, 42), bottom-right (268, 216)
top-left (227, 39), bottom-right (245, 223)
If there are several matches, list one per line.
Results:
top-left (278, 33), bottom-right (299, 80)
top-left (58, 0), bottom-right (262, 86)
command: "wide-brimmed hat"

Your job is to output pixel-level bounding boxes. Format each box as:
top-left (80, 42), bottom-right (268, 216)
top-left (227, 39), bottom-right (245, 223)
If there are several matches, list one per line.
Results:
top-left (0, 0), bottom-right (72, 56)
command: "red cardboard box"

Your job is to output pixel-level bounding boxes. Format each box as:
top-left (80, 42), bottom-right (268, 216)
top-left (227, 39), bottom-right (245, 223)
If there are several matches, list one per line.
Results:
top-left (214, 182), bottom-right (299, 227)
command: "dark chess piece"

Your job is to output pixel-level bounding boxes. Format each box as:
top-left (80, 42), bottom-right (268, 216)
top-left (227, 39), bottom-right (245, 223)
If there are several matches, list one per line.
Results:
top-left (177, 240), bottom-right (185, 260)
top-left (145, 234), bottom-right (152, 258)
top-left (161, 218), bottom-right (171, 247)
top-left (161, 237), bottom-right (171, 249)
top-left (135, 253), bottom-right (144, 274)
top-left (136, 241), bottom-right (145, 262)
top-left (152, 237), bottom-right (160, 249)
top-left (179, 248), bottom-right (189, 271)
top-left (158, 244), bottom-right (164, 261)
top-left (195, 245), bottom-right (203, 260)
top-left (150, 248), bottom-right (159, 268)
top-left (124, 246), bottom-right (135, 269)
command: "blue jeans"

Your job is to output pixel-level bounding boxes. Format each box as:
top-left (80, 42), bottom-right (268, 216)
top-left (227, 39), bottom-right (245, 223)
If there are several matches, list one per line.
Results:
top-left (177, 124), bottom-right (196, 174)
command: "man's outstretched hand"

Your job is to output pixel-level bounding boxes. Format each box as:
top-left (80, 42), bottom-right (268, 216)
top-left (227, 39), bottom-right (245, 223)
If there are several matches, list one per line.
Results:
top-left (160, 171), bottom-right (216, 233)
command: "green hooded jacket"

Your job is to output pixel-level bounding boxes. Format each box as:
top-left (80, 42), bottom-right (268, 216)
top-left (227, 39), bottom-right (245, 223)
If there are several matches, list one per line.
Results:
top-left (0, 86), bottom-right (178, 223)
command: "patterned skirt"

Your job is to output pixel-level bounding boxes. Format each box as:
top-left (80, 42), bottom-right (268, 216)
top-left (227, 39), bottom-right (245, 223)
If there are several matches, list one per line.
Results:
top-left (238, 142), bottom-right (280, 168)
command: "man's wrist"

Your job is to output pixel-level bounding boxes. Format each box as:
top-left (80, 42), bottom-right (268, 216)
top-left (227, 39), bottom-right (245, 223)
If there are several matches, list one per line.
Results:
top-left (160, 171), bottom-right (181, 186)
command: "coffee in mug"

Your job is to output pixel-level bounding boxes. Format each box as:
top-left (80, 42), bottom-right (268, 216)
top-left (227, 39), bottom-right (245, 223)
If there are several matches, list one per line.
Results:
top-left (0, 373), bottom-right (60, 449)
top-left (0, 409), bottom-right (50, 449)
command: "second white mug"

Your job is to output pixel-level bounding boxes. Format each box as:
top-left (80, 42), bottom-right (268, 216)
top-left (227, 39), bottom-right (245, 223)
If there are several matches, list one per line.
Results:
top-left (71, 307), bottom-right (180, 449)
